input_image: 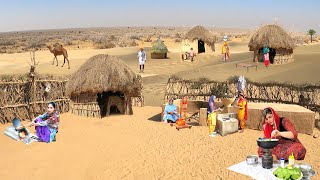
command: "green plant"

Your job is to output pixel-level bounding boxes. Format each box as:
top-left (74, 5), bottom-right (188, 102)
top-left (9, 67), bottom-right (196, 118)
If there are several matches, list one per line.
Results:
top-left (307, 29), bottom-right (316, 42)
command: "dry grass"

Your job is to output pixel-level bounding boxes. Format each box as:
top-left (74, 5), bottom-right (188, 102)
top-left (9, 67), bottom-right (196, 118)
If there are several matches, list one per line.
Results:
top-left (66, 54), bottom-right (142, 97)
top-left (248, 24), bottom-right (295, 51)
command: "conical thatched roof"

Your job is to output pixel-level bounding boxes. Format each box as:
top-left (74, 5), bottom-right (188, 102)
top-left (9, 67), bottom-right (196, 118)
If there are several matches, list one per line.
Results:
top-left (248, 24), bottom-right (295, 51)
top-left (151, 38), bottom-right (168, 53)
top-left (66, 54), bottom-right (142, 97)
top-left (184, 25), bottom-right (216, 51)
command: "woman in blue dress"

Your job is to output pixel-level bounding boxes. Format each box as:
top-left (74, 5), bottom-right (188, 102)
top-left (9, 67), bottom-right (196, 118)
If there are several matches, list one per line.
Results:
top-left (163, 98), bottom-right (179, 123)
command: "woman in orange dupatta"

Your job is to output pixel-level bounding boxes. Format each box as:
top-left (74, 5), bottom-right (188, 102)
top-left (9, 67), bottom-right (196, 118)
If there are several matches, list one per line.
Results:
top-left (237, 92), bottom-right (247, 133)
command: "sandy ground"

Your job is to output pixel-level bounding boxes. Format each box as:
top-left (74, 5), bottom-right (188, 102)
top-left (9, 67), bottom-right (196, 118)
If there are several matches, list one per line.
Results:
top-left (0, 107), bottom-right (319, 180)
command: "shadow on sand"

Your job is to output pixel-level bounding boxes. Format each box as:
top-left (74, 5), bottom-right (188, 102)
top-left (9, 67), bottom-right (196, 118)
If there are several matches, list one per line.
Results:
top-left (148, 113), bottom-right (162, 122)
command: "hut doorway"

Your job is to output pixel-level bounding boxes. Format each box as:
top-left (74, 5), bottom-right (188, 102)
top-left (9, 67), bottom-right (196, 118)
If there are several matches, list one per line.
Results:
top-left (258, 48), bottom-right (276, 64)
top-left (198, 40), bottom-right (205, 53)
top-left (269, 48), bottom-right (276, 64)
top-left (97, 91), bottom-right (125, 117)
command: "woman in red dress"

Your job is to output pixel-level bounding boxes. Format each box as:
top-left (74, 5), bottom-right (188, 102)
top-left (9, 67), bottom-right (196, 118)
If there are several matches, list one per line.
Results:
top-left (258, 107), bottom-right (306, 160)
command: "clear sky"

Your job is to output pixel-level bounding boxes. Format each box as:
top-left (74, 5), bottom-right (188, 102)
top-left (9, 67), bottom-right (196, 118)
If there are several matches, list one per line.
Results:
top-left (0, 0), bottom-right (319, 32)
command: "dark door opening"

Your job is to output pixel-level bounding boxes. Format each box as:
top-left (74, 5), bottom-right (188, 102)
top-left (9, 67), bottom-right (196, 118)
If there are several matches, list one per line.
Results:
top-left (269, 48), bottom-right (276, 64)
top-left (110, 105), bottom-right (121, 114)
top-left (97, 91), bottom-right (125, 117)
top-left (198, 40), bottom-right (205, 53)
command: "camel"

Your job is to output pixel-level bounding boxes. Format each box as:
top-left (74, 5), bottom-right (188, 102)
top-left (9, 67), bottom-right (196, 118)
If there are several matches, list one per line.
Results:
top-left (47, 44), bottom-right (70, 69)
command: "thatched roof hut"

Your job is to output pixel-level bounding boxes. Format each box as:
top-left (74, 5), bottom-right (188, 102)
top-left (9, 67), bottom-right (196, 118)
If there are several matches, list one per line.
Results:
top-left (248, 25), bottom-right (296, 65)
top-left (151, 38), bottom-right (168, 59)
top-left (66, 54), bottom-right (143, 118)
top-left (183, 26), bottom-right (216, 53)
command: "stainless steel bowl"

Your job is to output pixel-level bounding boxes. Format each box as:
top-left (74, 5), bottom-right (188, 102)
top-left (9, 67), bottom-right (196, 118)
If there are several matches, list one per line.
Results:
top-left (293, 163), bottom-right (315, 177)
top-left (246, 155), bottom-right (258, 165)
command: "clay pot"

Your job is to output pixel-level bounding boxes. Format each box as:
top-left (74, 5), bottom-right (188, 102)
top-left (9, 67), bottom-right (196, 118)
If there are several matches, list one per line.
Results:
top-left (176, 119), bottom-right (186, 126)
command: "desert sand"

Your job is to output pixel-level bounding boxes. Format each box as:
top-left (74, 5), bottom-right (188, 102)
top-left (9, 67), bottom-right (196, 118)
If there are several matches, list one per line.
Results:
top-left (0, 107), bottom-right (319, 180)
top-left (0, 35), bottom-right (320, 179)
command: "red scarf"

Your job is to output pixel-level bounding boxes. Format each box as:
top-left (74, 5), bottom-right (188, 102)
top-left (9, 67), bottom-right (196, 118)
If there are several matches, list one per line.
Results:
top-left (238, 96), bottom-right (248, 120)
top-left (263, 107), bottom-right (280, 138)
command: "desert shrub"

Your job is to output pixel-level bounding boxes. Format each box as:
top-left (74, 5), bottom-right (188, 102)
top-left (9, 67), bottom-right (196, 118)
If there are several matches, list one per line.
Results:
top-left (63, 38), bottom-right (73, 45)
top-left (0, 39), bottom-right (15, 46)
top-left (109, 35), bottom-right (118, 41)
top-left (95, 41), bottom-right (116, 49)
top-left (175, 38), bottom-right (181, 43)
top-left (144, 36), bottom-right (152, 42)
top-left (175, 33), bottom-right (181, 38)
top-left (130, 35), bottom-right (141, 40)
top-left (128, 40), bottom-right (138, 47)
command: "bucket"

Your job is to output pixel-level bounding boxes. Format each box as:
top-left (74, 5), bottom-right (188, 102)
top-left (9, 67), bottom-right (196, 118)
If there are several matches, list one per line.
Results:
top-left (12, 117), bottom-right (21, 128)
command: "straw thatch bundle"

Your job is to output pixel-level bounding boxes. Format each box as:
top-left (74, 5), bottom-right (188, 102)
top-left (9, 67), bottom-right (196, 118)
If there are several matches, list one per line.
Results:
top-left (248, 25), bottom-right (295, 51)
top-left (184, 25), bottom-right (216, 50)
top-left (66, 54), bottom-right (142, 97)
top-left (151, 38), bottom-right (168, 54)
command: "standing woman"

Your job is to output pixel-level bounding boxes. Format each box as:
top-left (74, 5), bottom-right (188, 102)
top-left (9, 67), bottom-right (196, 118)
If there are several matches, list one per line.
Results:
top-left (237, 92), bottom-right (248, 133)
top-left (30, 102), bottom-right (60, 143)
top-left (263, 44), bottom-right (270, 67)
top-left (221, 42), bottom-right (230, 62)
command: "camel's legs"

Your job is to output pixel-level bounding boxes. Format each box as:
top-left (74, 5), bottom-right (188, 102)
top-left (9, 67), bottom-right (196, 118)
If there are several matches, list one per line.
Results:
top-left (55, 57), bottom-right (59, 66)
top-left (66, 57), bottom-right (70, 69)
top-left (52, 57), bottom-right (56, 65)
top-left (62, 57), bottom-right (65, 67)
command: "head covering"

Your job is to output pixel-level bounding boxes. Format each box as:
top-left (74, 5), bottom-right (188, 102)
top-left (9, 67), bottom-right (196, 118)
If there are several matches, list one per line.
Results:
top-left (263, 107), bottom-right (280, 138)
top-left (208, 96), bottom-right (215, 113)
top-left (224, 41), bottom-right (228, 46)
top-left (165, 98), bottom-right (177, 113)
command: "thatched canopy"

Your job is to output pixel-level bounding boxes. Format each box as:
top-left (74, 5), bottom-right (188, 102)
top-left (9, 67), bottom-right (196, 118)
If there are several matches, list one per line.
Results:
top-left (66, 54), bottom-right (142, 97)
top-left (151, 38), bottom-right (168, 54)
top-left (184, 25), bottom-right (216, 50)
top-left (248, 25), bottom-right (296, 51)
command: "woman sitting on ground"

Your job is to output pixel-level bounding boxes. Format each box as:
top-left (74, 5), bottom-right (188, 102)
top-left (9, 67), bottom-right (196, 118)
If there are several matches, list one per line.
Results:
top-left (258, 107), bottom-right (306, 160)
top-left (29, 102), bottom-right (60, 143)
top-left (163, 98), bottom-right (179, 123)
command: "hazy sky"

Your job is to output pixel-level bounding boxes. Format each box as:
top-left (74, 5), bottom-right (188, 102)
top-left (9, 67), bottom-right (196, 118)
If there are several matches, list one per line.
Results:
top-left (0, 0), bottom-right (319, 32)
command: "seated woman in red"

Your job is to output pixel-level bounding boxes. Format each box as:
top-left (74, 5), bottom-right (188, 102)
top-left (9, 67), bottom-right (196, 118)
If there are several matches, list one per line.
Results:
top-left (258, 107), bottom-right (306, 160)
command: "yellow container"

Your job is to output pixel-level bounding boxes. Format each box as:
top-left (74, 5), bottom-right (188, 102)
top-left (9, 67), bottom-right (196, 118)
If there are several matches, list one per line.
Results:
top-left (288, 153), bottom-right (295, 166)
top-left (208, 112), bottom-right (217, 134)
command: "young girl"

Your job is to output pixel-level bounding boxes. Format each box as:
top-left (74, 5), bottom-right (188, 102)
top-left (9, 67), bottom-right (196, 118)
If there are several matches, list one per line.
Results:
top-left (30, 102), bottom-right (60, 143)
top-left (258, 107), bottom-right (306, 160)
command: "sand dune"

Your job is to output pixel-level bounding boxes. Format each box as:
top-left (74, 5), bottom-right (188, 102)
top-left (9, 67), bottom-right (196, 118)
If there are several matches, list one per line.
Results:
top-left (0, 107), bottom-right (319, 180)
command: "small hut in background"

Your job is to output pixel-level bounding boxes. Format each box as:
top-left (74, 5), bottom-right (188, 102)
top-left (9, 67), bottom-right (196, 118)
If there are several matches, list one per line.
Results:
top-left (248, 24), bottom-right (296, 65)
top-left (66, 54), bottom-right (143, 118)
top-left (151, 38), bottom-right (168, 59)
top-left (182, 25), bottom-right (216, 54)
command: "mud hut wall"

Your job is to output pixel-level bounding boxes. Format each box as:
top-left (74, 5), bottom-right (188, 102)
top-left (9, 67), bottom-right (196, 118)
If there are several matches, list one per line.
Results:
top-left (0, 79), bottom-right (69, 124)
top-left (70, 93), bottom-right (97, 103)
top-left (69, 101), bottom-right (101, 118)
top-left (131, 96), bottom-right (144, 107)
top-left (165, 79), bottom-right (320, 115)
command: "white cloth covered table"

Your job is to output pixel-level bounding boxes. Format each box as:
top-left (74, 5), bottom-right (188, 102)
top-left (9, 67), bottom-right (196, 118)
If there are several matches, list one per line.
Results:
top-left (228, 158), bottom-right (285, 180)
